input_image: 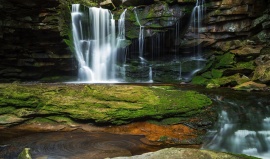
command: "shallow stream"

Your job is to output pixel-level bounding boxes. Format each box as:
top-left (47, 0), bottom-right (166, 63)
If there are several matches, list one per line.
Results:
top-left (0, 84), bottom-right (270, 159)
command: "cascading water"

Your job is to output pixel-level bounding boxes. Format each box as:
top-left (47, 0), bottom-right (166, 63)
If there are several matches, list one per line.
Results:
top-left (202, 93), bottom-right (270, 159)
top-left (149, 66), bottom-right (153, 83)
top-left (191, 0), bottom-right (204, 59)
top-left (134, 7), bottom-right (144, 59)
top-left (71, 4), bottom-right (118, 82)
top-left (179, 0), bottom-right (206, 81)
top-left (116, 9), bottom-right (128, 81)
top-left (71, 2), bottom-right (206, 83)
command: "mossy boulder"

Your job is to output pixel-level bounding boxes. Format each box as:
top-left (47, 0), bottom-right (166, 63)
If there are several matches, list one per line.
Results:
top-left (252, 54), bottom-right (270, 83)
top-left (233, 81), bottom-right (267, 91)
top-left (190, 50), bottom-right (260, 88)
top-left (0, 83), bottom-right (212, 125)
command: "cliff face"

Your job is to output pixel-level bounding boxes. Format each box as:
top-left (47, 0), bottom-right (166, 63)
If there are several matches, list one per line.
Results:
top-left (0, 0), bottom-right (269, 85)
top-left (0, 0), bottom-right (76, 82)
top-left (190, 0), bottom-right (270, 87)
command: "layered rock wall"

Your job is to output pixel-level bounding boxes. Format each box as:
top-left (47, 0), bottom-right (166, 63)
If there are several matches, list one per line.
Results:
top-left (0, 0), bottom-right (269, 85)
top-left (0, 0), bottom-right (78, 82)
top-left (191, 0), bottom-right (270, 87)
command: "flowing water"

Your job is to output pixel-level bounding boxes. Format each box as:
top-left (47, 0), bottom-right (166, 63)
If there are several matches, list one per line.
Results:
top-left (133, 7), bottom-right (144, 60)
top-left (199, 88), bottom-right (270, 159)
top-left (72, 4), bottom-right (121, 83)
top-left (0, 85), bottom-right (269, 158)
top-left (190, 0), bottom-right (205, 59)
top-left (177, 0), bottom-right (206, 81)
top-left (71, 2), bottom-right (207, 83)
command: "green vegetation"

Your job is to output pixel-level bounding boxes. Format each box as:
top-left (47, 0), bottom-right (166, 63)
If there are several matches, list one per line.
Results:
top-left (0, 83), bottom-right (212, 125)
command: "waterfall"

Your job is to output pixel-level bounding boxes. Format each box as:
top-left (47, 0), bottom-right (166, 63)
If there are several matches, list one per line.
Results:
top-left (179, 0), bottom-right (205, 81)
top-left (202, 95), bottom-right (270, 159)
top-left (71, 4), bottom-right (118, 82)
top-left (149, 66), bottom-right (153, 83)
top-left (134, 7), bottom-right (144, 59)
top-left (190, 0), bottom-right (205, 59)
top-left (116, 9), bottom-right (127, 81)
top-left (117, 9), bottom-right (127, 40)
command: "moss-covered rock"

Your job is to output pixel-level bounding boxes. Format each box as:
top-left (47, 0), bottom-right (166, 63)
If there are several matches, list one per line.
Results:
top-left (18, 148), bottom-right (32, 159)
top-left (233, 81), bottom-right (267, 91)
top-left (214, 53), bottom-right (235, 69)
top-left (0, 83), bottom-right (212, 125)
top-left (192, 73), bottom-right (250, 88)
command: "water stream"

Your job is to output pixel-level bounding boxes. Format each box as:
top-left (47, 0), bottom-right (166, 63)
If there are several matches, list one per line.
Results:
top-left (72, 4), bottom-right (123, 83)
top-left (0, 85), bottom-right (269, 158)
top-left (71, 1), bottom-right (207, 83)
top-left (134, 7), bottom-right (145, 60)
top-left (199, 88), bottom-right (270, 159)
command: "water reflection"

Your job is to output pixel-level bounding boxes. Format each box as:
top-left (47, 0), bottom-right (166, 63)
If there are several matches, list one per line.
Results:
top-left (0, 131), bottom-right (159, 159)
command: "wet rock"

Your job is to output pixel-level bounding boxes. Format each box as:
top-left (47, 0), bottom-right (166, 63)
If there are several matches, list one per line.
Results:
top-left (105, 122), bottom-right (205, 145)
top-left (0, 0), bottom-right (76, 82)
top-left (262, 21), bottom-right (270, 29)
top-left (252, 54), bottom-right (270, 83)
top-left (0, 114), bottom-right (26, 125)
top-left (107, 147), bottom-right (252, 159)
top-left (230, 45), bottom-right (264, 56)
top-left (233, 81), bottom-right (267, 91)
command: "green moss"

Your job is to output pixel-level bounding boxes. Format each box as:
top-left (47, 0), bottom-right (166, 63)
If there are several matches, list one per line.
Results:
top-left (0, 85), bottom-right (40, 108)
top-left (191, 76), bottom-right (209, 85)
top-left (207, 74), bottom-right (250, 87)
top-left (149, 117), bottom-right (185, 125)
top-left (0, 84), bottom-right (212, 125)
top-left (126, 29), bottom-right (139, 39)
top-left (214, 53), bottom-right (235, 69)
top-left (18, 148), bottom-right (32, 159)
top-left (235, 61), bottom-right (255, 70)
top-left (158, 136), bottom-right (168, 142)
top-left (201, 71), bottom-right (212, 79)
top-left (14, 108), bottom-right (36, 117)
top-left (46, 116), bottom-right (74, 124)
top-left (0, 106), bottom-right (15, 115)
top-left (27, 117), bottom-right (56, 124)
top-left (211, 69), bottom-right (223, 79)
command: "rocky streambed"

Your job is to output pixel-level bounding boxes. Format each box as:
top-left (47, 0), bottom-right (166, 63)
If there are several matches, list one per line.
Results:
top-left (0, 83), bottom-right (265, 159)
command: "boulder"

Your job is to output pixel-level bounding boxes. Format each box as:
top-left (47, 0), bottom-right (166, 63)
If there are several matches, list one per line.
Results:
top-left (107, 147), bottom-right (254, 159)
top-left (233, 81), bottom-right (267, 91)
top-left (231, 45), bottom-right (264, 56)
top-left (252, 54), bottom-right (270, 83)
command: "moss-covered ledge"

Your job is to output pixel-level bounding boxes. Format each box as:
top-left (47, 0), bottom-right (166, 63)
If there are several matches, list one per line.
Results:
top-left (0, 83), bottom-right (212, 126)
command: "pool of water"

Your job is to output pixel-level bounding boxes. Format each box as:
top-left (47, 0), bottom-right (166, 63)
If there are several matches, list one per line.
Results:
top-left (0, 130), bottom-right (161, 159)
